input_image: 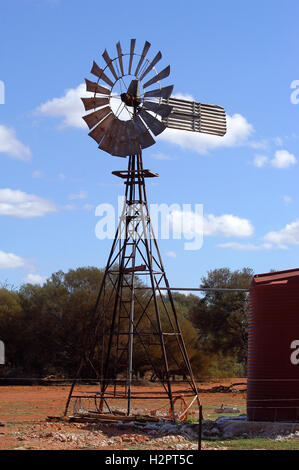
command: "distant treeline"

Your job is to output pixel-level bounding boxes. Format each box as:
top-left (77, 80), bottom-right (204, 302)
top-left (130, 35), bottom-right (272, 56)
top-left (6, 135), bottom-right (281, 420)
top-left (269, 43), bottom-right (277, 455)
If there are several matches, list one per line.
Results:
top-left (0, 266), bottom-right (253, 380)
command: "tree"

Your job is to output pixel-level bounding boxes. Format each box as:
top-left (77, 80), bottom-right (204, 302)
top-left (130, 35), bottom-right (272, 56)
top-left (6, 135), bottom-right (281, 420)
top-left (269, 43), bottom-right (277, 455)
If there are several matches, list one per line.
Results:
top-left (189, 267), bottom-right (253, 375)
top-left (0, 266), bottom-right (254, 379)
top-left (0, 288), bottom-right (24, 372)
top-left (17, 267), bottom-right (107, 377)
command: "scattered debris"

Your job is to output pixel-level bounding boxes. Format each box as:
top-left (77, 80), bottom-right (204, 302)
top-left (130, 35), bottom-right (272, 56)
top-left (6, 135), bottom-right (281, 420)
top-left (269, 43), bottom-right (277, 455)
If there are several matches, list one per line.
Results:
top-left (198, 383), bottom-right (246, 394)
top-left (214, 405), bottom-right (241, 414)
top-left (9, 420), bottom-right (199, 450)
top-left (202, 415), bottom-right (299, 441)
top-left (0, 380), bottom-right (247, 450)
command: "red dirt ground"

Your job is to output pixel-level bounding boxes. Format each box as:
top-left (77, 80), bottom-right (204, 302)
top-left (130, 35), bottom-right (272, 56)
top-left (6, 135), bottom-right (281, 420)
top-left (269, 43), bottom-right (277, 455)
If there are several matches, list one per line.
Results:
top-left (0, 379), bottom-right (246, 450)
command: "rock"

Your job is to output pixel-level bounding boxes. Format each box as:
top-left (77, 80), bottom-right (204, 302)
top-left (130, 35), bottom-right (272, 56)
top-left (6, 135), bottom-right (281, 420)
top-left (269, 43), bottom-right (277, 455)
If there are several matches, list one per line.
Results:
top-left (210, 427), bottom-right (221, 436)
top-left (112, 436), bottom-right (123, 446)
top-left (214, 407), bottom-right (240, 414)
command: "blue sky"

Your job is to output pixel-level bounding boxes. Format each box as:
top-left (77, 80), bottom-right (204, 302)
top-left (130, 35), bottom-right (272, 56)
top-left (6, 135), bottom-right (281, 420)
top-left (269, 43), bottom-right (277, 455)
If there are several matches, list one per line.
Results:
top-left (0, 0), bottom-right (299, 289)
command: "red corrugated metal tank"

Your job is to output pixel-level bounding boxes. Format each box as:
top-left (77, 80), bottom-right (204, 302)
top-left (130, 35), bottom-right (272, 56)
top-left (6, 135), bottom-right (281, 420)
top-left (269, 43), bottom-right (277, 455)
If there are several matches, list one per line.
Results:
top-left (247, 268), bottom-right (299, 421)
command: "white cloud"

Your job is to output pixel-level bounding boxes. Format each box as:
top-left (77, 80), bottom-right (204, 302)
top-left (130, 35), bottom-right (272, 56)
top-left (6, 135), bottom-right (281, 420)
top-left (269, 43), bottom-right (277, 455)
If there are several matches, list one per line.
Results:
top-left (253, 149), bottom-right (296, 169)
top-left (0, 124), bottom-right (31, 161)
top-left (249, 139), bottom-right (270, 151)
top-left (68, 190), bottom-right (87, 200)
top-left (36, 83), bottom-right (88, 129)
top-left (23, 273), bottom-right (47, 285)
top-left (0, 250), bottom-right (27, 269)
top-left (282, 195), bottom-right (293, 205)
top-left (32, 170), bottom-right (44, 179)
top-left (0, 188), bottom-right (57, 218)
top-left (151, 152), bottom-right (172, 160)
top-left (36, 87), bottom-right (194, 132)
top-left (249, 136), bottom-right (286, 151)
top-left (221, 219), bottom-right (299, 251)
top-left (166, 250), bottom-right (177, 258)
top-left (253, 154), bottom-right (268, 168)
top-left (83, 203), bottom-right (94, 211)
top-left (271, 150), bottom-right (296, 168)
top-left (169, 210), bottom-right (203, 239)
top-left (172, 92), bottom-right (195, 101)
top-left (264, 220), bottom-right (299, 249)
top-left (274, 137), bottom-right (283, 147)
top-left (36, 85), bottom-right (253, 158)
top-left (158, 113), bottom-right (253, 154)
top-left (204, 214), bottom-right (253, 237)
top-left (63, 204), bottom-right (75, 211)
top-left (169, 210), bottom-right (253, 238)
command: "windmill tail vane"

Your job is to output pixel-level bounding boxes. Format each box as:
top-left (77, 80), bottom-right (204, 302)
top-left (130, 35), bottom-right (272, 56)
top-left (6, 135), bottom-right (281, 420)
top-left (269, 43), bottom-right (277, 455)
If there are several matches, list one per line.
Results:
top-left (65, 39), bottom-right (226, 423)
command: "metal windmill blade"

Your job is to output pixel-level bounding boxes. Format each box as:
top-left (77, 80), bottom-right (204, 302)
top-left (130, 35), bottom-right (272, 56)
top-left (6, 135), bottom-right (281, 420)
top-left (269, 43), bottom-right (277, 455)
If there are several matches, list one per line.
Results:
top-left (99, 118), bottom-right (119, 154)
top-left (82, 106), bottom-right (112, 130)
top-left (142, 101), bottom-right (173, 118)
top-left (132, 115), bottom-right (155, 149)
top-left (90, 61), bottom-right (114, 87)
top-left (81, 39), bottom-right (227, 159)
top-left (116, 41), bottom-right (124, 76)
top-left (81, 97), bottom-right (110, 111)
top-left (134, 40), bottom-right (151, 76)
top-left (85, 79), bottom-right (111, 95)
top-left (128, 38), bottom-right (136, 75)
top-left (138, 50), bottom-right (162, 81)
top-left (138, 109), bottom-right (167, 136)
top-left (88, 113), bottom-right (115, 144)
top-left (144, 85), bottom-right (173, 99)
top-left (82, 39), bottom-right (173, 157)
top-left (143, 65), bottom-right (170, 89)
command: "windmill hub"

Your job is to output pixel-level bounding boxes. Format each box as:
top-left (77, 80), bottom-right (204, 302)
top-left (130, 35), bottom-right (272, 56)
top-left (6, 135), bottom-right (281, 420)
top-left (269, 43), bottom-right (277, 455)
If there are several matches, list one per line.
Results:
top-left (120, 92), bottom-right (141, 109)
top-left (120, 79), bottom-right (142, 110)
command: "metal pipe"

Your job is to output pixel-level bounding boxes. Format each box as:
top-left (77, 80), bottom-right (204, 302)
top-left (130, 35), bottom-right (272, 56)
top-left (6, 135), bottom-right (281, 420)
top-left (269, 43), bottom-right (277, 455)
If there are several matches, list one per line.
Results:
top-left (198, 404), bottom-right (203, 451)
top-left (135, 286), bottom-right (249, 293)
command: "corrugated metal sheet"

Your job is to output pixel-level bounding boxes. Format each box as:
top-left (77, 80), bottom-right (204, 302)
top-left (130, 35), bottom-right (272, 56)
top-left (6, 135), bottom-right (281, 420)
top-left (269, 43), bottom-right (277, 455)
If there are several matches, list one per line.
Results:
top-left (247, 269), bottom-right (299, 421)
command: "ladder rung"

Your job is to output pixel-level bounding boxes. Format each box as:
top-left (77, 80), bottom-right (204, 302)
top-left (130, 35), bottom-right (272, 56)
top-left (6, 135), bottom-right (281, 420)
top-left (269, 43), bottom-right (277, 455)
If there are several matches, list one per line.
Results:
top-left (123, 264), bottom-right (146, 273)
top-left (133, 332), bottom-right (159, 335)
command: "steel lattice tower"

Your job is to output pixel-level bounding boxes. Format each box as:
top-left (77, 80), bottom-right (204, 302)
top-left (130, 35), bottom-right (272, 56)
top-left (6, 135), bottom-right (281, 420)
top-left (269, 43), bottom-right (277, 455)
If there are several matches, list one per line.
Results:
top-left (65, 153), bottom-right (199, 420)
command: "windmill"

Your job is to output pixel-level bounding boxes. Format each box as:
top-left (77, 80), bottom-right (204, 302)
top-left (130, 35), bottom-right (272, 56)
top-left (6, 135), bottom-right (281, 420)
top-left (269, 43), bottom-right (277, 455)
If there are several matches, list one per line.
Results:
top-left (64, 40), bottom-right (226, 422)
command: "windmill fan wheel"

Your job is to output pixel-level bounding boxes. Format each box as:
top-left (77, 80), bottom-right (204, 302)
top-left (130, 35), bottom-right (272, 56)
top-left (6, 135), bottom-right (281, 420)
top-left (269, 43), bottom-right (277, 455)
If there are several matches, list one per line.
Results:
top-left (81, 39), bottom-right (174, 158)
